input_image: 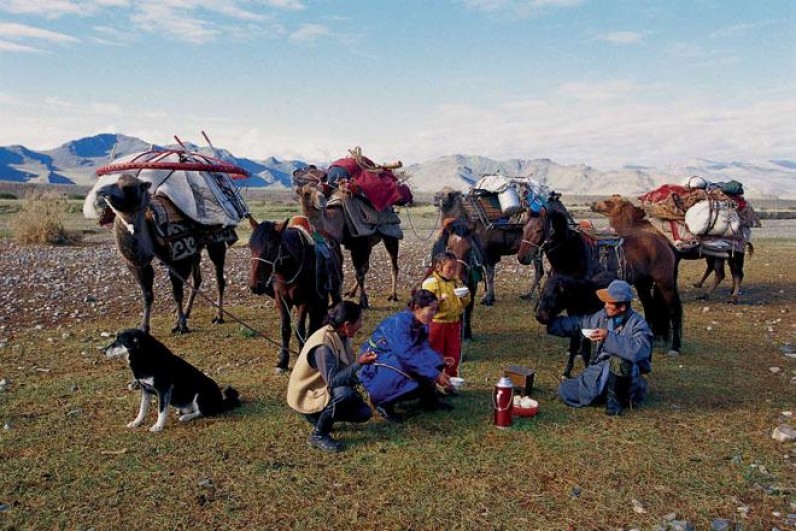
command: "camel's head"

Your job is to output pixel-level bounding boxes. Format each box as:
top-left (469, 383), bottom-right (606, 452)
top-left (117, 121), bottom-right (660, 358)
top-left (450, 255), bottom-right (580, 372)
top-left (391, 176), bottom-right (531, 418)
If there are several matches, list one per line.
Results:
top-left (591, 194), bottom-right (627, 216)
top-left (95, 174), bottom-right (151, 214)
top-left (295, 182), bottom-right (327, 211)
top-left (434, 187), bottom-right (462, 211)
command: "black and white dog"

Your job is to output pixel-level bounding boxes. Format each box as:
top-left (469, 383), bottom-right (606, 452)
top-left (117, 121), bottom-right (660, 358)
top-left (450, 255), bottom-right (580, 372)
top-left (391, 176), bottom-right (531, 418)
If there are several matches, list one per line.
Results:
top-left (105, 329), bottom-right (241, 432)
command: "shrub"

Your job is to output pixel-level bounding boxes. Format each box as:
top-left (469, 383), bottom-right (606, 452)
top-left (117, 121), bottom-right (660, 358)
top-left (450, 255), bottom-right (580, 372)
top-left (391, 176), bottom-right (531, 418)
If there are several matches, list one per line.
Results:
top-left (12, 190), bottom-right (82, 245)
top-left (0, 192), bottom-right (17, 199)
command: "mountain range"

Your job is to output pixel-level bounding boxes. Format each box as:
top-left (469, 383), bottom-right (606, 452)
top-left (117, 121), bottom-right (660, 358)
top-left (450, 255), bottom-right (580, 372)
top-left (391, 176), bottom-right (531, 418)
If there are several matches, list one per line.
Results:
top-left (2, 133), bottom-right (794, 199)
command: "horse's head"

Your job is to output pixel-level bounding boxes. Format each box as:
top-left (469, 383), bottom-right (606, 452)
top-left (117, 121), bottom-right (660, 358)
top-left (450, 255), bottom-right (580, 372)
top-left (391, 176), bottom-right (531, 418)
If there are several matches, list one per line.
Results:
top-left (439, 218), bottom-right (480, 284)
top-left (248, 218), bottom-right (288, 295)
top-left (517, 213), bottom-right (547, 265)
top-left (535, 274), bottom-right (572, 325)
top-left (95, 174), bottom-right (151, 215)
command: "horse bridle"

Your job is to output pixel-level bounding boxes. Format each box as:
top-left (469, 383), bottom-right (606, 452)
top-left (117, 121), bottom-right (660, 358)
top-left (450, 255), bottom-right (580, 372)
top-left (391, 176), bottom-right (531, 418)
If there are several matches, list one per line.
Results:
top-left (250, 237), bottom-right (306, 286)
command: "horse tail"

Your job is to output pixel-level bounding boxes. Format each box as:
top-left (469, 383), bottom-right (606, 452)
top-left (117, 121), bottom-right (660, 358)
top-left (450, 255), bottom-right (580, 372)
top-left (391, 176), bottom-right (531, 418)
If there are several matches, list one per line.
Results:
top-left (651, 283), bottom-right (671, 341)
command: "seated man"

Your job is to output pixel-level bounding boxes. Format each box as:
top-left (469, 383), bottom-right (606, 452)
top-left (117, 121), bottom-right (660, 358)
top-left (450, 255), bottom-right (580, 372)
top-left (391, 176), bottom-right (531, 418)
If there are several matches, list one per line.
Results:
top-left (547, 280), bottom-right (652, 416)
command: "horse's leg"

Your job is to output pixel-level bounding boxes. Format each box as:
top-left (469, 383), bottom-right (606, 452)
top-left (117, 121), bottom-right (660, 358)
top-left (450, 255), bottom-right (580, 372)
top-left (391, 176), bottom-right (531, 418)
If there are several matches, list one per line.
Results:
top-left (168, 260), bottom-right (193, 334)
top-left (384, 237), bottom-right (400, 302)
top-left (464, 280), bottom-right (476, 340)
top-left (480, 262), bottom-right (496, 306)
top-left (727, 253), bottom-right (745, 304)
top-left (276, 293), bottom-right (292, 373)
top-left (130, 263), bottom-right (155, 334)
top-left (581, 338), bottom-right (592, 367)
top-left (519, 255), bottom-right (544, 301)
top-left (634, 278), bottom-right (657, 335)
top-left (658, 283), bottom-right (683, 354)
top-left (296, 305), bottom-right (309, 351)
top-left (698, 257), bottom-right (725, 300)
top-left (692, 257), bottom-right (714, 289)
top-left (206, 242), bottom-right (227, 324)
top-left (562, 336), bottom-right (578, 379)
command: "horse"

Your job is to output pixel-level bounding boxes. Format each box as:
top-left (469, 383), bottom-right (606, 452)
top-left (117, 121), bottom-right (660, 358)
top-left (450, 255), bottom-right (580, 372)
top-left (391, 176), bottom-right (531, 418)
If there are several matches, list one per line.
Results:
top-left (93, 174), bottom-right (229, 334)
top-left (535, 273), bottom-right (614, 378)
top-left (591, 195), bottom-right (752, 303)
top-left (430, 218), bottom-right (486, 340)
top-left (517, 194), bottom-right (683, 355)
top-left (434, 186), bottom-right (544, 305)
top-left (294, 181), bottom-right (399, 308)
top-left (248, 217), bottom-right (338, 372)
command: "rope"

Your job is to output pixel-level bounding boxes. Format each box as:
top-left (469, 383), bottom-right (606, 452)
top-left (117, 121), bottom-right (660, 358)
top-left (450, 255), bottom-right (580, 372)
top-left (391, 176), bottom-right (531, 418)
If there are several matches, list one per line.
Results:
top-left (403, 206), bottom-right (442, 242)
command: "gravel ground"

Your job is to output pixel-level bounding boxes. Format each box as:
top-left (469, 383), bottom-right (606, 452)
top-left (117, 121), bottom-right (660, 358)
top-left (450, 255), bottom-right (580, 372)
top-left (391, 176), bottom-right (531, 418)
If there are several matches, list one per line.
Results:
top-left (1, 219), bottom-right (793, 339)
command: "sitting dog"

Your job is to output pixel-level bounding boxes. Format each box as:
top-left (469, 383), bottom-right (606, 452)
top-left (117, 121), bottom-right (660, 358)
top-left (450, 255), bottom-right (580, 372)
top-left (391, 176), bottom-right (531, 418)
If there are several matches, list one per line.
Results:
top-left (105, 329), bottom-right (241, 432)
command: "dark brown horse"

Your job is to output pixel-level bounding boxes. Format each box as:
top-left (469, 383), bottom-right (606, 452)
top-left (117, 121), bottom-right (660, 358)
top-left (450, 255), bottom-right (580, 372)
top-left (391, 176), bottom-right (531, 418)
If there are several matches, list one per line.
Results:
top-left (535, 273), bottom-right (614, 378)
top-left (248, 217), bottom-right (339, 372)
top-left (93, 174), bottom-right (229, 334)
top-left (517, 194), bottom-right (683, 354)
top-left (295, 182), bottom-right (399, 308)
top-left (431, 218), bottom-right (485, 340)
top-left (591, 195), bottom-right (752, 303)
top-left (435, 186), bottom-right (544, 305)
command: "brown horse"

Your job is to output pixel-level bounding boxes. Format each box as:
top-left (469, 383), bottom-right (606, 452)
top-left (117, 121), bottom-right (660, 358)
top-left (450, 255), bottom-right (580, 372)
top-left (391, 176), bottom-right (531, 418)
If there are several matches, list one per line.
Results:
top-left (294, 182), bottom-right (399, 308)
top-left (517, 194), bottom-right (683, 355)
top-left (435, 186), bottom-right (544, 305)
top-left (93, 174), bottom-right (229, 334)
top-left (431, 218), bottom-right (485, 340)
top-left (591, 195), bottom-right (752, 303)
top-left (248, 217), bottom-right (337, 372)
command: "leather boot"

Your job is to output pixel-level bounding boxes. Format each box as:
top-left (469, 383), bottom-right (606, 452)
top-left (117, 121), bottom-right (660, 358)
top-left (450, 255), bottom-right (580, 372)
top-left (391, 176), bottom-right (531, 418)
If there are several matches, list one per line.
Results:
top-left (307, 430), bottom-right (343, 453)
top-left (605, 373), bottom-right (631, 416)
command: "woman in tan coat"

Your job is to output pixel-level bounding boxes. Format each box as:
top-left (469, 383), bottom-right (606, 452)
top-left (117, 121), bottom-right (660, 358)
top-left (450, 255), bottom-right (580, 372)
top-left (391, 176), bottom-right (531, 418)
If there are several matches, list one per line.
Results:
top-left (286, 301), bottom-right (377, 453)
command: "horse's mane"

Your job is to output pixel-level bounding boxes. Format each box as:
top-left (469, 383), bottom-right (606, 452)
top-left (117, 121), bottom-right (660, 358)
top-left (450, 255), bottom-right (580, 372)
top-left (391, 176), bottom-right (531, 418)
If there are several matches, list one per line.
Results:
top-left (250, 220), bottom-right (277, 248)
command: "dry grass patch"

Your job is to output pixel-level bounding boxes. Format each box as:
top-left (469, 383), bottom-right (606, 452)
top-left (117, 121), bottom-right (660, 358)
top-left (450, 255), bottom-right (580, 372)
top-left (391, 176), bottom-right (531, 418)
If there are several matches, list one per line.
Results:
top-left (11, 190), bottom-right (82, 245)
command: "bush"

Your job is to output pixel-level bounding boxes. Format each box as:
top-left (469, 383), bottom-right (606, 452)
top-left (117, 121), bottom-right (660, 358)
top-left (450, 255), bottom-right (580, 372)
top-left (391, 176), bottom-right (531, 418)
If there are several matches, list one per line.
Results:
top-left (12, 190), bottom-right (82, 245)
top-left (0, 192), bottom-right (17, 199)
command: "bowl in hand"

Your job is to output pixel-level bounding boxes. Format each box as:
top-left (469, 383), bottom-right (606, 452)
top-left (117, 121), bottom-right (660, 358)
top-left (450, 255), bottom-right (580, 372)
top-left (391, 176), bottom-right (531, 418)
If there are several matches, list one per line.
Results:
top-left (449, 377), bottom-right (465, 390)
top-left (454, 287), bottom-right (470, 297)
top-left (581, 328), bottom-right (597, 338)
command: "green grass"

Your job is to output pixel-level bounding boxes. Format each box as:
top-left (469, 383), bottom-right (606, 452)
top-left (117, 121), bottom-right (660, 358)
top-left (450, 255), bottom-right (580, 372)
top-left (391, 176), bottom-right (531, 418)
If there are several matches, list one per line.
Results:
top-left (0, 198), bottom-right (794, 529)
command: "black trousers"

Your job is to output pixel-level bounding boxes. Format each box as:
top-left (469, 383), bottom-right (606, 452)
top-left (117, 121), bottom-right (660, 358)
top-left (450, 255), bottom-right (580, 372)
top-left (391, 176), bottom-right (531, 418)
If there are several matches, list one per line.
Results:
top-left (305, 386), bottom-right (372, 435)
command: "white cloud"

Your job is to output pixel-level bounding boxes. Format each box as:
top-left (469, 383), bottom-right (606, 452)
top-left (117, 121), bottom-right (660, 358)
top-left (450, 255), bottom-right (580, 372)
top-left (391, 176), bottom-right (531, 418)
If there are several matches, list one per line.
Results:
top-left (130, 3), bottom-right (221, 44)
top-left (462, 0), bottom-right (584, 13)
top-left (0, 39), bottom-right (44, 52)
top-left (596, 31), bottom-right (643, 44)
top-left (289, 23), bottom-right (331, 43)
top-left (257, 0), bottom-right (306, 10)
top-left (0, 22), bottom-right (79, 43)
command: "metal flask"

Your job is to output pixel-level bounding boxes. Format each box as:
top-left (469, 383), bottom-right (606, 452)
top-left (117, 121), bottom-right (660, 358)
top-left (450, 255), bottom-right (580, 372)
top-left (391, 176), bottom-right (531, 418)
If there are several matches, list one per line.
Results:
top-left (493, 376), bottom-right (514, 429)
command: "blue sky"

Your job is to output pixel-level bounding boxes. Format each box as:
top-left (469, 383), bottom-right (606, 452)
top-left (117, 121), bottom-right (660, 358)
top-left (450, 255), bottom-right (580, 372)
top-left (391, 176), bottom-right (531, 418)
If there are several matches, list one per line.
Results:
top-left (0, 0), bottom-right (794, 168)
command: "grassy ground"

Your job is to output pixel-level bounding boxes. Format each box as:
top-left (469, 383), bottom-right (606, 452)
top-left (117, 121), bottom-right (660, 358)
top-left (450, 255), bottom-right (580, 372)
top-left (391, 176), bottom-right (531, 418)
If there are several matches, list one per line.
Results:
top-left (0, 197), bottom-right (794, 530)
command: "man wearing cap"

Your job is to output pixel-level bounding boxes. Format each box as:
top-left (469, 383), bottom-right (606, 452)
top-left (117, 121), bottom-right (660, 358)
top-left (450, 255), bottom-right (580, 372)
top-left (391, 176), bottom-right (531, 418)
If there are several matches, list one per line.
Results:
top-left (546, 280), bottom-right (653, 415)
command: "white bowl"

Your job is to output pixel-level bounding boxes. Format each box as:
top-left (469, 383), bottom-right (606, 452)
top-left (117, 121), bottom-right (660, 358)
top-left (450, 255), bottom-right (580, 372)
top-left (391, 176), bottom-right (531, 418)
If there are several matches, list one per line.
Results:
top-left (449, 377), bottom-right (465, 390)
top-left (581, 328), bottom-right (597, 338)
top-left (454, 287), bottom-right (470, 297)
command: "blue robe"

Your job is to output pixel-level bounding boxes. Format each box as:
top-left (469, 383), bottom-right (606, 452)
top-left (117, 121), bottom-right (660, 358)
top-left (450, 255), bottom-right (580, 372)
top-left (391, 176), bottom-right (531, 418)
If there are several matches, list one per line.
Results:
top-left (548, 308), bottom-right (652, 407)
top-left (357, 310), bottom-right (444, 405)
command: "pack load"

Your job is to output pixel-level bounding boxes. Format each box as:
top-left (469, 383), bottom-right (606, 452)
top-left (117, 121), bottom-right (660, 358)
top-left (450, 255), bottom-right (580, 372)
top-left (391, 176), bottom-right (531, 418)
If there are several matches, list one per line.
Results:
top-left (84, 144), bottom-right (250, 228)
top-left (638, 176), bottom-right (759, 254)
top-left (325, 147), bottom-right (413, 212)
top-left (465, 175), bottom-right (550, 228)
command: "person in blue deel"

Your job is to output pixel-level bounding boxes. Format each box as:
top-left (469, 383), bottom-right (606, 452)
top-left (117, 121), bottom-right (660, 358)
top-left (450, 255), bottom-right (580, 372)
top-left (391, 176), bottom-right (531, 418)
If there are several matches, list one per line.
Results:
top-left (546, 280), bottom-right (653, 416)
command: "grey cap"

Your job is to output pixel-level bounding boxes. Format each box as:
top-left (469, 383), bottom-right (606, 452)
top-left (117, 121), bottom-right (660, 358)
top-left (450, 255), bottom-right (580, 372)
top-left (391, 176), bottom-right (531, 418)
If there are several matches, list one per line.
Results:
top-left (596, 280), bottom-right (634, 303)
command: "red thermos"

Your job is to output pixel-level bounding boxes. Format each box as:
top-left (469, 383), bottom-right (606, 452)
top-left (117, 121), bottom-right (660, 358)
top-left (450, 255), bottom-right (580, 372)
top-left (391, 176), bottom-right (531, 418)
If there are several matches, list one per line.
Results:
top-left (493, 376), bottom-right (514, 428)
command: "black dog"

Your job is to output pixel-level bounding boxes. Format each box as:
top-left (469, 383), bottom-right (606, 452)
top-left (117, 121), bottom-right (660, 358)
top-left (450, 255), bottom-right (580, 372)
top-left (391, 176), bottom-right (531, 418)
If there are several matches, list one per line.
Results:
top-left (105, 329), bottom-right (241, 432)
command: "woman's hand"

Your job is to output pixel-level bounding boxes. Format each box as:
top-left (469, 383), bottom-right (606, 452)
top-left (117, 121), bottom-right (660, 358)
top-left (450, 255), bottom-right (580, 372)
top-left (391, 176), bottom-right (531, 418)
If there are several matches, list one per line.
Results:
top-left (589, 329), bottom-right (608, 342)
top-left (436, 371), bottom-right (452, 390)
top-left (357, 350), bottom-right (378, 365)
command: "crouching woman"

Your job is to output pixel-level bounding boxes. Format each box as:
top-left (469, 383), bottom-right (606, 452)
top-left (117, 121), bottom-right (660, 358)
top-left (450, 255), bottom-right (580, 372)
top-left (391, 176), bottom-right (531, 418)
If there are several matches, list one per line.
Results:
top-left (548, 280), bottom-right (653, 416)
top-left (286, 301), bottom-right (377, 453)
top-left (357, 289), bottom-right (453, 423)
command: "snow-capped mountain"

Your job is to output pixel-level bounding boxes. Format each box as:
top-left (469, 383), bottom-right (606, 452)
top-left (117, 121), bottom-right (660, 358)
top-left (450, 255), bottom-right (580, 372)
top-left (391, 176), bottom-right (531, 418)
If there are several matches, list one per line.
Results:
top-left (1, 134), bottom-right (794, 199)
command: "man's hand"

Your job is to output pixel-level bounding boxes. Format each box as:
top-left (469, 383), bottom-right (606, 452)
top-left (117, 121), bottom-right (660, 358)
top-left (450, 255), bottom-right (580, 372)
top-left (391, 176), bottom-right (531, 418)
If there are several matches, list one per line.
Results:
top-left (589, 329), bottom-right (609, 342)
top-left (357, 351), bottom-right (378, 365)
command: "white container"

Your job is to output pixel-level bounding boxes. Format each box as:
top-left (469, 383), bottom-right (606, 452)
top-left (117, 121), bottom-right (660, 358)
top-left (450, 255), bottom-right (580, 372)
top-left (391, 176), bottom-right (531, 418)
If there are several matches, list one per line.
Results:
top-left (498, 186), bottom-right (522, 214)
top-left (454, 286), bottom-right (470, 297)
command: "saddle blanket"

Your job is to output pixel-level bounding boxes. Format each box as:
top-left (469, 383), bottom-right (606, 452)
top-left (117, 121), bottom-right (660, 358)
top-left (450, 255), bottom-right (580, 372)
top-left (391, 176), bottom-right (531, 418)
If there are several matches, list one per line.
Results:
top-left (328, 194), bottom-right (403, 239)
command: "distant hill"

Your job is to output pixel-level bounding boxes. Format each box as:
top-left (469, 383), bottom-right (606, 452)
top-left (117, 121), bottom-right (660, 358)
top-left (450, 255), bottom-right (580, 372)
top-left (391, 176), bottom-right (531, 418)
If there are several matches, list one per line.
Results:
top-left (1, 133), bottom-right (794, 199)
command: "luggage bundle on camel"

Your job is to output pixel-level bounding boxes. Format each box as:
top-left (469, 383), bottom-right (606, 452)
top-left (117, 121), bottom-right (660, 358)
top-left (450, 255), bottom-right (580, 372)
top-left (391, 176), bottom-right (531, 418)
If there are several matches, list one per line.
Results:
top-left (638, 176), bottom-right (761, 256)
top-left (463, 174), bottom-right (550, 229)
